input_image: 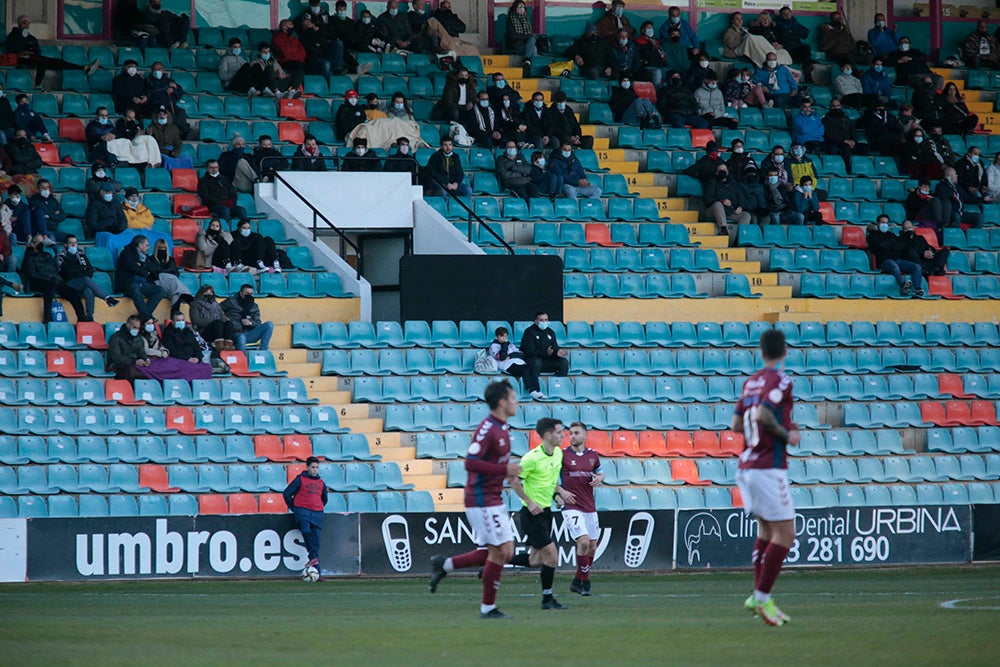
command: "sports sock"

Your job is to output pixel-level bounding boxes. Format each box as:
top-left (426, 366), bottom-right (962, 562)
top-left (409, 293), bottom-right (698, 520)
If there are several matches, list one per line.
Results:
top-left (577, 554), bottom-right (592, 581)
top-left (752, 538), bottom-right (770, 589)
top-left (540, 564), bottom-right (555, 593)
top-left (450, 549), bottom-right (488, 571)
top-left (756, 542), bottom-right (790, 595)
top-left (481, 560), bottom-right (503, 607)
top-left (509, 552), bottom-right (531, 567)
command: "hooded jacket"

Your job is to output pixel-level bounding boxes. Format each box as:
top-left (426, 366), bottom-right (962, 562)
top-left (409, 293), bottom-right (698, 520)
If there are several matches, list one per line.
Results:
top-left (108, 322), bottom-right (147, 366)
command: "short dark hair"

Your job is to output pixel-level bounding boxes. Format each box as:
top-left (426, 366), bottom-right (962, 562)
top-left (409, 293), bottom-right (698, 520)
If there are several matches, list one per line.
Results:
top-left (552, 91), bottom-right (567, 103)
top-left (64, 234), bottom-right (77, 243)
top-left (531, 151), bottom-right (543, 162)
top-left (306, 456), bottom-right (320, 466)
top-left (569, 421), bottom-right (587, 432)
top-left (206, 159), bottom-right (219, 167)
top-left (484, 379), bottom-right (514, 409)
top-left (304, 134), bottom-right (317, 143)
top-left (7, 184), bottom-right (21, 195)
top-left (37, 179), bottom-right (51, 189)
top-left (240, 282), bottom-right (254, 291)
top-left (495, 326), bottom-right (509, 337)
top-left (126, 314), bottom-right (142, 325)
top-left (760, 329), bottom-right (787, 361)
top-left (535, 417), bottom-right (562, 438)
top-left (800, 175), bottom-right (813, 185)
top-left (258, 134), bottom-right (273, 142)
top-left (534, 311), bottom-right (547, 319)
top-left (15, 93), bottom-right (27, 104)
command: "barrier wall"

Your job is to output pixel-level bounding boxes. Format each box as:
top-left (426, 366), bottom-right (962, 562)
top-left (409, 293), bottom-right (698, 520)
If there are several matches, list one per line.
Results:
top-left (1, 505), bottom-right (993, 582)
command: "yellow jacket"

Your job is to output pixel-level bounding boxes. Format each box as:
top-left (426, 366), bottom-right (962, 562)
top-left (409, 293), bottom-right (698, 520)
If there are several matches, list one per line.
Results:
top-left (124, 202), bottom-right (154, 229)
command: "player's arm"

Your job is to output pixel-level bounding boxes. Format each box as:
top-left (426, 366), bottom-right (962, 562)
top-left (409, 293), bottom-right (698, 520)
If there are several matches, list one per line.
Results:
top-left (590, 465), bottom-right (605, 487)
top-left (282, 476), bottom-right (300, 510)
top-left (730, 413), bottom-right (744, 432)
top-left (555, 484), bottom-right (576, 506)
top-left (756, 404), bottom-right (800, 445)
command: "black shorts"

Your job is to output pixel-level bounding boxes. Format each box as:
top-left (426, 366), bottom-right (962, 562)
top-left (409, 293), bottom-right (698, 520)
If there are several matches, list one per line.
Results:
top-left (519, 506), bottom-right (553, 549)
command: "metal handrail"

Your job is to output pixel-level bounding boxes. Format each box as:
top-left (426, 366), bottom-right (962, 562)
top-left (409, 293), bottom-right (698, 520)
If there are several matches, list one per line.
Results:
top-left (427, 176), bottom-right (514, 255)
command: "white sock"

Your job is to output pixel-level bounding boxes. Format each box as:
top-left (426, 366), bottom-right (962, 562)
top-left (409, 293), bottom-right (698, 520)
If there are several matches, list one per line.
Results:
top-left (754, 590), bottom-right (770, 604)
top-left (542, 588), bottom-right (552, 596)
top-left (480, 603), bottom-right (496, 614)
top-left (443, 558), bottom-right (455, 573)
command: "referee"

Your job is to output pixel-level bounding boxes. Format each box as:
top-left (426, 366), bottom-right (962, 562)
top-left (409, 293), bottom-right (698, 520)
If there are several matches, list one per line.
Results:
top-left (510, 417), bottom-right (574, 610)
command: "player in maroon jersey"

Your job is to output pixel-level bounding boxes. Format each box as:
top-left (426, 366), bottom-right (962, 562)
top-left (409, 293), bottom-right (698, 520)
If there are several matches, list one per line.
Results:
top-left (731, 329), bottom-right (800, 627)
top-left (561, 422), bottom-right (604, 596)
top-left (428, 379), bottom-right (522, 619)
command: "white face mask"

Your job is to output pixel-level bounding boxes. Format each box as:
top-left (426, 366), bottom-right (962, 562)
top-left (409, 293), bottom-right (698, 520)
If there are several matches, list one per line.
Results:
top-left (537, 321), bottom-right (549, 330)
top-left (261, 52), bottom-right (271, 60)
top-left (153, 70), bottom-right (164, 79)
top-left (494, 80), bottom-right (506, 89)
top-left (40, 189), bottom-right (50, 198)
top-left (533, 100), bottom-right (544, 109)
top-left (561, 150), bottom-right (572, 158)
top-left (96, 169), bottom-right (106, 178)
top-left (311, 5), bottom-right (321, 13)
top-left (733, 146), bottom-right (744, 154)
top-left (479, 99), bottom-right (489, 108)
top-left (503, 99), bottom-right (510, 108)
top-left (209, 171), bottom-right (219, 177)
top-left (792, 148), bottom-right (805, 157)
top-left (240, 228), bottom-right (251, 237)
top-left (347, 97), bottom-right (358, 106)
top-left (398, 145), bottom-right (409, 154)
top-left (766, 60), bottom-right (777, 69)
top-left (145, 324), bottom-right (156, 333)
top-left (174, 321), bottom-right (186, 330)
top-left (914, 135), bottom-right (924, 144)
top-left (621, 81), bottom-right (631, 89)
top-left (802, 185), bottom-right (813, 193)
top-left (102, 193), bottom-right (113, 202)
top-left (900, 43), bottom-right (910, 51)
top-left (127, 67), bottom-right (137, 76)
top-left (536, 158), bottom-right (545, 168)
top-left (157, 117), bottom-right (168, 125)
top-left (506, 148), bottom-right (517, 157)
top-left (707, 83), bottom-right (718, 90)
top-left (557, 102), bottom-right (566, 111)
top-left (842, 69), bottom-right (852, 76)
top-left (355, 147), bottom-right (367, 156)
top-left (619, 39), bottom-right (628, 47)
top-left (21, 29), bottom-right (29, 37)
top-left (337, 11), bottom-right (347, 19)
top-left (878, 223), bottom-right (889, 232)
top-left (127, 198), bottom-right (139, 208)
top-left (232, 47), bottom-right (242, 56)
top-left (614, 7), bottom-right (623, 17)
top-left (9, 196), bottom-right (20, 205)
top-left (876, 20), bottom-right (886, 28)
top-left (773, 154), bottom-right (784, 163)
top-left (67, 245), bottom-right (78, 254)
top-left (644, 28), bottom-right (654, 37)
top-left (393, 102), bottom-right (405, 110)
top-left (362, 16), bottom-right (371, 24)
top-left (389, 8), bottom-right (398, 16)
top-left (699, 60), bottom-right (709, 68)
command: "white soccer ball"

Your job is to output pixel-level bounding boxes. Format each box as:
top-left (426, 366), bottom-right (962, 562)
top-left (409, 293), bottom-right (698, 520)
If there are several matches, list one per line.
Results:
top-left (301, 566), bottom-right (319, 582)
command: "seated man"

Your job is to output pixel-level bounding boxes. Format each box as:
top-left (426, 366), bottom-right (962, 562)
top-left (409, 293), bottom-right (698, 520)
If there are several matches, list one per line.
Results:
top-left (467, 90), bottom-right (504, 147)
top-left (114, 234), bottom-right (167, 321)
top-left (5, 15), bottom-right (98, 86)
top-left (791, 175), bottom-right (822, 224)
top-left (230, 218), bottom-right (281, 274)
top-left (685, 140), bottom-right (725, 184)
top-left (56, 234), bottom-right (118, 321)
top-left (529, 151), bottom-right (560, 198)
top-left (899, 218), bottom-right (950, 277)
top-left (5, 184), bottom-right (37, 244)
top-left (222, 283), bottom-right (274, 351)
top-left (383, 137), bottom-right (420, 185)
top-left (954, 146), bottom-right (990, 205)
top-left (29, 179), bottom-right (66, 242)
top-left (791, 100), bottom-right (824, 154)
top-left (866, 215), bottom-right (924, 296)
top-left (250, 42), bottom-right (303, 99)
top-left (147, 107), bottom-right (184, 162)
top-left (832, 64), bottom-right (865, 109)
top-left (272, 19), bottom-right (307, 76)
top-left (341, 137), bottom-right (383, 172)
top-left (549, 143), bottom-right (602, 200)
top-left (162, 311), bottom-right (211, 370)
top-left (84, 183), bottom-right (127, 238)
top-left (867, 13), bottom-right (899, 58)
top-left (520, 91), bottom-right (554, 149)
top-left (752, 53), bottom-right (799, 108)
top-left (13, 94), bottom-right (50, 141)
top-left (107, 315), bottom-right (151, 382)
top-left (495, 140), bottom-right (536, 201)
top-left (596, 0), bottom-right (636, 42)
top-left (818, 10), bottom-right (854, 63)
top-left (786, 144), bottom-right (827, 199)
top-left (198, 159), bottom-right (247, 220)
top-left (423, 136), bottom-right (472, 197)
top-left (123, 187), bottom-right (154, 229)
top-left (546, 92), bottom-right (584, 148)
top-left (142, 1), bottom-right (189, 48)
top-left (519, 312), bottom-right (570, 400)
top-left (566, 25), bottom-right (616, 80)
top-left (659, 71), bottom-right (708, 128)
top-left (291, 135), bottom-right (328, 172)
top-left (335, 90), bottom-right (367, 143)
top-left (962, 20), bottom-right (1000, 70)
top-left (935, 168), bottom-right (982, 233)
top-left (250, 134), bottom-right (288, 182)
top-left (377, 0), bottom-right (415, 52)
top-left (20, 234), bottom-right (87, 323)
top-left (218, 38), bottom-right (254, 95)
top-left (703, 161), bottom-right (750, 237)
top-left (218, 135), bottom-right (258, 193)
top-left (821, 99), bottom-right (868, 175)
top-left (760, 168), bottom-right (803, 225)
top-left (694, 71), bottom-right (737, 129)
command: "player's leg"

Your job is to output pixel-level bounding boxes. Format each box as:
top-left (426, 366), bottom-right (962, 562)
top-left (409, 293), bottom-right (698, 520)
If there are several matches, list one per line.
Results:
top-left (745, 518), bottom-right (771, 612)
top-left (570, 534), bottom-right (589, 594)
top-left (480, 541), bottom-right (514, 618)
top-left (749, 469), bottom-right (795, 626)
top-left (294, 509), bottom-right (320, 567)
top-left (430, 507), bottom-right (493, 592)
top-left (578, 512), bottom-right (600, 594)
top-left (755, 518), bottom-right (794, 624)
top-left (536, 542), bottom-right (565, 609)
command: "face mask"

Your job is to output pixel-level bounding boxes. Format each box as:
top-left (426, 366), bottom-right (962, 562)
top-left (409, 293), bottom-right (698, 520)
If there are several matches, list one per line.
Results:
top-left (495, 80), bottom-right (506, 89)
top-left (766, 60), bottom-right (777, 69)
top-left (157, 117), bottom-right (168, 125)
top-left (877, 222), bottom-right (889, 233)
top-left (127, 67), bottom-right (137, 76)
top-left (261, 52), bottom-right (271, 61)
top-left (614, 7), bottom-right (623, 17)
top-left (355, 147), bottom-right (367, 156)
top-left (537, 321), bottom-right (549, 330)
top-left (145, 324), bottom-right (155, 333)
top-left (533, 100), bottom-right (544, 109)
top-left (0, 92), bottom-right (4, 98)
top-left (619, 39), bottom-right (628, 47)
top-left (900, 43), bottom-right (910, 52)
top-left (98, 117), bottom-right (109, 125)
top-left (708, 151), bottom-right (719, 160)
top-left (240, 228), bottom-right (251, 237)
top-left (311, 5), bottom-right (321, 13)
top-left (716, 172), bottom-right (728, 180)
top-left (699, 60), bottom-right (709, 69)
top-left (622, 81), bottom-right (631, 89)
top-left (803, 185), bottom-right (813, 193)
top-left (768, 175), bottom-right (779, 185)
top-left (914, 135), bottom-right (924, 144)
top-left (919, 188), bottom-right (930, 195)
top-left (561, 150), bottom-right (572, 158)
top-left (874, 65), bottom-right (883, 72)
top-left (733, 146), bottom-right (744, 154)
top-left (971, 154), bottom-right (980, 164)
top-left (96, 169), bottom-right (106, 179)
top-left (671, 16), bottom-right (681, 24)
top-left (479, 99), bottom-right (489, 108)
top-left (557, 102), bottom-right (566, 111)
top-left (21, 29), bottom-right (29, 37)
top-left (792, 148), bottom-right (804, 157)
top-left (393, 102), bottom-right (405, 111)
top-left (209, 171), bottom-right (219, 177)
top-left (67, 245), bottom-right (78, 254)
top-left (233, 146), bottom-right (245, 155)
top-left (9, 196), bottom-right (20, 205)
top-left (502, 99), bottom-right (510, 108)
top-left (842, 69), bottom-right (852, 76)
top-left (347, 97), bottom-right (358, 106)
top-left (129, 329), bottom-right (139, 337)
top-left (644, 28), bottom-right (653, 37)
top-left (773, 154), bottom-right (784, 163)
top-left (830, 107), bottom-right (842, 114)
top-left (877, 20), bottom-right (886, 28)
top-left (102, 193), bottom-right (113, 202)
top-left (40, 189), bottom-right (50, 198)
top-left (362, 16), bottom-right (371, 24)
top-left (536, 158), bottom-right (545, 168)
top-left (337, 11), bottom-right (346, 19)
top-left (174, 321), bottom-right (186, 330)
top-left (153, 71), bottom-right (164, 79)
top-left (389, 8), bottom-right (398, 16)
top-left (398, 145), bottom-right (409, 154)
top-left (232, 47), bottom-right (242, 56)
top-left (506, 148), bottom-right (517, 157)
top-left (707, 83), bottom-right (717, 90)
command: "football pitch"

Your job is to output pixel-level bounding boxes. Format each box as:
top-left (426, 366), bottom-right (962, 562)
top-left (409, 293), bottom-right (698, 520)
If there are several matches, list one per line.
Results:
top-left (1, 565), bottom-right (996, 666)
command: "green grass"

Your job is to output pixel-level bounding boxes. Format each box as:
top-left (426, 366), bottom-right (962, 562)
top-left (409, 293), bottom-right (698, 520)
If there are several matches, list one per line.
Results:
top-left (1, 566), bottom-right (997, 666)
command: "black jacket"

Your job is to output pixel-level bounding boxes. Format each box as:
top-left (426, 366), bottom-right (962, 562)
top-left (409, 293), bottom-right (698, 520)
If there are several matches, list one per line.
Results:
top-left (432, 8), bottom-right (466, 37)
top-left (114, 243), bottom-right (156, 292)
top-left (424, 149), bottom-right (465, 187)
top-left (383, 151), bottom-right (419, 184)
top-left (821, 110), bottom-right (856, 144)
top-left (108, 323), bottom-right (147, 366)
top-left (56, 248), bottom-right (95, 282)
top-left (335, 103), bottom-right (366, 141)
top-left (197, 173), bottom-right (238, 206)
top-left (291, 146), bottom-right (328, 172)
top-left (519, 103), bottom-right (552, 139)
top-left (954, 156), bottom-right (987, 191)
top-left (111, 72), bottom-right (148, 113)
top-left (866, 228), bottom-right (901, 266)
top-left (610, 86), bottom-right (640, 122)
top-left (85, 197), bottom-right (127, 237)
top-left (162, 323), bottom-right (202, 360)
top-left (250, 147), bottom-right (288, 180)
top-left (519, 323), bottom-right (562, 360)
top-left (5, 28), bottom-right (40, 55)
top-left (547, 106), bottom-right (582, 142)
top-left (895, 229), bottom-right (933, 264)
top-left (29, 193), bottom-right (66, 229)
top-left (21, 246), bottom-right (62, 288)
top-left (341, 151), bottom-right (383, 172)
top-left (565, 35), bottom-right (615, 69)
top-left (703, 175), bottom-right (744, 208)
top-left (6, 137), bottom-right (42, 175)
top-left (0, 96), bottom-right (14, 132)
top-left (658, 83), bottom-right (700, 117)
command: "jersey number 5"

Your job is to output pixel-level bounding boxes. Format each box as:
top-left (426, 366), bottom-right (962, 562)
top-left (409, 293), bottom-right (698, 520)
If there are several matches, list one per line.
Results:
top-left (743, 405), bottom-right (761, 448)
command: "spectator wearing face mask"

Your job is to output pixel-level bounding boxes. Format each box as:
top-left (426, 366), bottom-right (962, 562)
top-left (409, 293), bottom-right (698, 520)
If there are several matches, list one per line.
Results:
top-left (85, 107), bottom-right (119, 166)
top-left (351, 10), bottom-right (388, 53)
top-left (365, 93), bottom-right (387, 120)
top-left (898, 218), bottom-right (949, 278)
top-left (659, 72), bottom-right (708, 128)
top-left (867, 13), bottom-right (899, 58)
top-left (695, 71), bottom-right (738, 128)
top-left (566, 26), bottom-right (616, 80)
top-left (106, 109), bottom-right (162, 168)
top-left (108, 316), bottom-right (151, 382)
top-left (935, 168), bottom-right (982, 236)
top-left (148, 238), bottom-right (193, 316)
top-left (595, 0), bottom-right (635, 42)
top-left (818, 11), bottom-right (854, 62)
top-left (195, 218), bottom-right (233, 271)
top-left (144, 62), bottom-right (188, 133)
top-left (659, 7), bottom-right (699, 55)
top-left (703, 162), bottom-right (750, 238)
top-left (519, 312), bottom-right (569, 400)
top-left (222, 283), bottom-right (274, 352)
top-left (190, 285), bottom-right (237, 347)
top-left (790, 175), bottom-right (822, 225)
top-left (833, 63), bottom-right (865, 109)
top-left (752, 52), bottom-right (798, 108)
top-left (56, 234), bottom-right (118, 320)
top-left (29, 179), bottom-right (66, 242)
top-left (5, 15), bottom-right (99, 86)
top-left (487, 73), bottom-right (522, 111)
top-left (550, 143), bottom-right (602, 201)
top-left (121, 187), bottom-right (154, 229)
top-left (774, 6), bottom-right (812, 77)
top-left (198, 159), bottom-right (247, 220)
top-left (142, 1), bottom-right (189, 49)
top-left (424, 136), bottom-right (472, 197)
top-left (13, 93), bottom-right (50, 142)
top-left (495, 93), bottom-right (528, 146)
top-left (161, 312), bottom-right (213, 375)
top-left (611, 29), bottom-right (641, 79)
top-left (386, 92), bottom-right (415, 120)
top-left (377, 0), bottom-right (414, 51)
top-left (786, 144), bottom-right (826, 200)
top-left (231, 218), bottom-right (281, 274)
top-left (115, 235), bottom-right (168, 321)
top-left (759, 145), bottom-right (792, 191)
top-left (335, 90), bottom-right (367, 142)
top-left (505, 0), bottom-right (540, 72)
top-left (250, 135), bottom-right (288, 183)
top-left (6, 129), bottom-right (42, 175)
top-left (760, 168), bottom-right (802, 225)
top-left (738, 167), bottom-right (767, 225)
top-left (901, 133), bottom-right (939, 181)
top-left (725, 139), bottom-right (757, 180)
top-left (926, 125), bottom-right (957, 170)
top-left (147, 107), bottom-right (183, 159)
top-left (888, 38), bottom-right (937, 88)
top-left (292, 135), bottom-right (328, 172)
top-left (20, 234), bottom-right (88, 323)
top-left (495, 140), bottom-right (537, 201)
top-left (112, 59), bottom-right (149, 114)
top-left (862, 59), bottom-right (894, 106)
top-left (4, 184), bottom-right (37, 244)
top-left (821, 100), bottom-right (868, 174)
top-left (219, 39), bottom-right (253, 93)
top-left (635, 21), bottom-right (669, 86)
top-left (529, 151), bottom-right (560, 198)
top-left (610, 74), bottom-right (661, 126)
top-left (685, 141), bottom-right (726, 183)
top-left (432, 67), bottom-right (477, 123)
top-left (272, 19), bottom-right (307, 77)
top-left (724, 67), bottom-right (767, 109)
top-left (467, 90), bottom-right (504, 147)
top-left (520, 92), bottom-right (554, 150)
top-left (218, 135), bottom-right (257, 193)
top-left (906, 180), bottom-right (937, 221)
top-left (138, 315), bottom-right (212, 381)
top-left (341, 137), bottom-right (383, 172)
top-left (954, 147), bottom-right (991, 205)
top-left (866, 215), bottom-right (924, 297)
top-left (723, 12), bottom-right (790, 67)
top-left (938, 82), bottom-right (978, 137)
top-left (383, 137), bottom-right (420, 185)
top-left (250, 43), bottom-right (303, 99)
top-left (861, 103), bottom-right (905, 157)
top-left (547, 92), bottom-right (586, 147)
top-left (985, 153), bottom-right (1000, 200)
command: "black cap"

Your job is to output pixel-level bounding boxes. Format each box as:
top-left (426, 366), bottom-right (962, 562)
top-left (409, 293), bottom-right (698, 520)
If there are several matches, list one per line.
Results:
top-left (705, 140), bottom-right (719, 151)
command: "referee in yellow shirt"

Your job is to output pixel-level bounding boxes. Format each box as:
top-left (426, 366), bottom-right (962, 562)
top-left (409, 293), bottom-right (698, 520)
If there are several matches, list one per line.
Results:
top-left (510, 417), bottom-right (575, 610)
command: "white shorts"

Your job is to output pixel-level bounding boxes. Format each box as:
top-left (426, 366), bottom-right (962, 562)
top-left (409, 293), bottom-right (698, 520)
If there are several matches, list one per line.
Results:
top-left (736, 468), bottom-right (795, 522)
top-left (562, 509), bottom-right (600, 541)
top-left (465, 505), bottom-right (515, 547)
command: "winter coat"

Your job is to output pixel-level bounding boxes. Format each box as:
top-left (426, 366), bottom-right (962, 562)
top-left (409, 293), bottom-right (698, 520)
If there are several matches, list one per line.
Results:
top-left (108, 323), bottom-right (148, 366)
top-left (494, 153), bottom-right (532, 188)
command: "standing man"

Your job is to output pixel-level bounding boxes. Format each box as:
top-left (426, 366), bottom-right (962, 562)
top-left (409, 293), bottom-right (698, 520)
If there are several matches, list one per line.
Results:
top-left (283, 456), bottom-right (328, 574)
top-left (519, 311), bottom-right (570, 399)
top-left (429, 380), bottom-right (522, 619)
top-left (731, 330), bottom-right (800, 627)
top-left (509, 418), bottom-right (569, 610)
top-left (562, 422), bottom-right (604, 596)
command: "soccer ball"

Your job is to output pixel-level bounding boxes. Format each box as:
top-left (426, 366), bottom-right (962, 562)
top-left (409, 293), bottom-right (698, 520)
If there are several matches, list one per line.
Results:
top-left (301, 566), bottom-right (319, 582)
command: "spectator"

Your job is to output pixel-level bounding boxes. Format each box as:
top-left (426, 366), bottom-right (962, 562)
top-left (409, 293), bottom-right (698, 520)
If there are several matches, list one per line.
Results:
top-left (821, 98), bottom-right (868, 174)
top-left (4, 128), bottom-right (41, 177)
top-left (161, 311), bottom-right (213, 374)
top-left (432, 67), bottom-right (477, 123)
top-left (774, 6), bottom-right (812, 80)
top-left (149, 237), bottom-right (193, 316)
top-left (911, 81), bottom-right (942, 129)
top-left (231, 218), bottom-right (281, 274)
top-left (723, 12), bottom-right (789, 66)
top-left (327, 1), bottom-right (368, 64)
top-left (955, 146), bottom-right (990, 204)
top-left (529, 151), bottom-right (560, 198)
top-left (297, 0), bottom-right (332, 30)
top-left (868, 13), bottom-right (899, 58)
top-left (610, 74), bottom-right (661, 126)
top-left (272, 19), bottom-right (307, 78)
top-left (107, 316), bottom-right (151, 382)
top-left (199, 159), bottom-right (247, 220)
top-left (703, 161), bottom-right (749, 237)
top-left (520, 91), bottom-right (553, 149)
top-left (5, 15), bottom-right (98, 86)
top-left (888, 37), bottom-right (936, 88)
top-left (738, 166), bottom-right (766, 224)
top-left (566, 25), bottom-right (616, 80)
top-left (547, 91), bottom-right (585, 147)
top-left (496, 92), bottom-right (528, 146)
top-left (385, 91), bottom-right (415, 121)
top-left (195, 218), bottom-right (233, 271)
top-left (0, 221), bottom-right (15, 273)
top-left (866, 215), bottom-right (924, 296)
top-left (467, 90), bottom-right (504, 147)
top-left (899, 104), bottom-right (924, 136)
top-left (659, 6), bottom-right (699, 56)
top-left (5, 184), bottom-right (39, 244)
top-left (927, 124), bottom-right (958, 171)
top-left (791, 175), bottom-right (822, 224)
top-left (424, 136), bottom-right (473, 198)
top-left (833, 64), bottom-right (865, 108)
top-left (219, 135), bottom-right (257, 193)
top-left (939, 82), bottom-right (978, 136)
top-left (407, 0), bottom-right (434, 53)
top-left (486, 72), bottom-right (521, 112)
top-left (862, 102), bottom-right (905, 157)
top-left (752, 53), bottom-right (798, 108)
top-left (0, 83), bottom-right (14, 146)
top-left (725, 67), bottom-right (768, 109)
top-left (291, 135), bottom-right (328, 172)
top-left (218, 38), bottom-right (253, 94)
top-left (112, 59), bottom-right (149, 114)
top-left (660, 25), bottom-right (691, 74)
top-left (139, 316), bottom-right (212, 381)
top-left (85, 164), bottom-right (123, 200)
top-left (147, 107), bottom-right (183, 160)
top-left (818, 10), bottom-right (855, 63)
top-left (222, 282), bottom-right (273, 351)
top-left (363, 92), bottom-right (386, 119)
top-left (791, 100), bottom-right (823, 152)
top-left (335, 90), bottom-right (366, 143)
top-left (141, 1), bottom-right (189, 49)
top-left (190, 285), bottom-right (236, 347)
top-left (596, 0), bottom-right (635, 42)
top-left (935, 168), bottom-right (983, 237)
top-left (250, 134), bottom-right (288, 183)
top-left (107, 109), bottom-right (161, 168)
top-left (495, 140), bottom-right (536, 201)
top-left (550, 143), bottom-right (602, 200)
top-left (695, 71), bottom-right (737, 128)
top-left (144, 62), bottom-right (188, 134)
top-left (29, 179), bottom-right (66, 242)
top-left (489, 326), bottom-right (528, 387)
top-left (341, 137), bottom-right (383, 172)
top-left (761, 168), bottom-right (802, 225)
top-left (13, 94), bottom-right (50, 142)
top-left (20, 234), bottom-right (88, 323)
top-left (250, 42), bottom-right (303, 99)
top-left (962, 20), bottom-right (1000, 69)
top-left (726, 138), bottom-right (757, 179)
top-left (986, 152), bottom-right (1000, 200)
top-left (114, 234), bottom-right (167, 321)
top-left (377, 0), bottom-right (415, 51)
top-left (519, 311), bottom-right (569, 399)
top-left (899, 217), bottom-right (949, 277)
top-left (685, 53), bottom-right (713, 90)
top-left (686, 140), bottom-right (726, 183)
top-left (786, 144), bottom-right (825, 198)
top-left (861, 58), bottom-right (894, 106)
top-left (383, 137), bottom-right (420, 185)
top-left (56, 234), bottom-right (117, 320)
top-left (906, 180), bottom-right (936, 221)
top-left (900, 128), bottom-right (939, 180)
top-left (635, 21), bottom-right (669, 86)
top-left (611, 29), bottom-right (641, 79)
top-left (432, 0), bottom-right (467, 38)
top-left (505, 1), bottom-right (540, 74)
top-left (351, 10), bottom-right (388, 54)
top-left (659, 71), bottom-right (707, 128)
top-left (759, 145), bottom-right (792, 191)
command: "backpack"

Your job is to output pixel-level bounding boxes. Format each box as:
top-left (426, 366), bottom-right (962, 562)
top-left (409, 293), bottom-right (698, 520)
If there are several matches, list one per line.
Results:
top-left (474, 349), bottom-right (499, 374)
top-left (49, 300), bottom-right (67, 323)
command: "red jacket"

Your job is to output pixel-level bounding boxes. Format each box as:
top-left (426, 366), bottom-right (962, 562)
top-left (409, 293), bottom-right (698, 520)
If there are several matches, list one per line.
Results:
top-left (0, 229), bottom-right (11, 262)
top-left (272, 31), bottom-right (306, 65)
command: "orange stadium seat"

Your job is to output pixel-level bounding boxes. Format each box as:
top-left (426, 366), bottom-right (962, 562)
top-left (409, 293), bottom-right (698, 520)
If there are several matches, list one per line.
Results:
top-left (57, 118), bottom-right (86, 142)
top-left (35, 142), bottom-right (60, 166)
top-left (219, 350), bottom-right (260, 377)
top-left (254, 435), bottom-right (284, 461)
top-left (938, 373), bottom-right (974, 398)
top-left (528, 429), bottom-right (570, 449)
top-left (171, 168), bottom-right (199, 192)
top-left (47, 350), bottom-right (85, 377)
top-left (105, 379), bottom-right (146, 405)
top-left (586, 430), bottom-right (613, 455)
top-left (928, 276), bottom-right (959, 299)
top-left (172, 218), bottom-right (200, 245)
top-left (915, 227), bottom-right (941, 249)
top-left (730, 486), bottom-right (743, 508)
top-left (664, 430), bottom-right (695, 456)
top-left (199, 494), bottom-right (229, 514)
top-left (278, 121), bottom-right (305, 143)
top-left (691, 431), bottom-right (720, 456)
top-left (283, 434), bottom-right (314, 461)
top-left (258, 493), bottom-right (286, 513)
top-left (944, 400), bottom-right (972, 426)
top-left (840, 226), bottom-right (867, 249)
top-left (585, 223), bottom-right (621, 247)
top-left (172, 193), bottom-right (202, 215)
top-left (671, 459), bottom-right (709, 485)
top-left (166, 406), bottom-right (208, 434)
top-left (633, 81), bottom-right (656, 102)
top-left (637, 430), bottom-right (667, 456)
top-left (227, 493), bottom-right (259, 514)
top-left (689, 128), bottom-right (713, 149)
top-left (610, 430), bottom-right (644, 456)
top-left (718, 430), bottom-right (744, 456)
top-left (76, 321), bottom-right (108, 350)
top-left (286, 463), bottom-right (306, 482)
top-left (140, 464), bottom-right (179, 492)
top-left (819, 201), bottom-right (836, 224)
top-left (970, 400), bottom-right (998, 426)
top-left (920, 402), bottom-right (950, 426)
top-left (279, 99), bottom-right (308, 120)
